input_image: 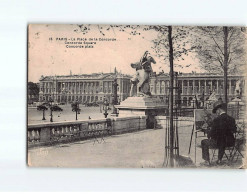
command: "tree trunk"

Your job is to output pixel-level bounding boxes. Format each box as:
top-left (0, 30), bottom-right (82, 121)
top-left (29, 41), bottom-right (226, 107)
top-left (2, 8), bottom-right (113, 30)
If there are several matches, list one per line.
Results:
top-left (168, 26), bottom-right (174, 167)
top-left (223, 26), bottom-right (228, 112)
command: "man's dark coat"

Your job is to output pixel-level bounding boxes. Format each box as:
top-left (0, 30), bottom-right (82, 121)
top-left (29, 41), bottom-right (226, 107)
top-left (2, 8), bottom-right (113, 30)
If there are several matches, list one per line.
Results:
top-left (208, 113), bottom-right (236, 147)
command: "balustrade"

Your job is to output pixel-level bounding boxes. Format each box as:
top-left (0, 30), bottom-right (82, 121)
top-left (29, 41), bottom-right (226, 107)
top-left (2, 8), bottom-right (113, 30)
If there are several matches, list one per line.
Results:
top-left (27, 116), bottom-right (146, 147)
top-left (27, 128), bottom-right (41, 143)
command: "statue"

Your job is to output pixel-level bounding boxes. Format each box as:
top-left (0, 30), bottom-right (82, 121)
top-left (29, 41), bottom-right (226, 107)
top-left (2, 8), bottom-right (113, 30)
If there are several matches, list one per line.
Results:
top-left (129, 51), bottom-right (156, 97)
top-left (235, 79), bottom-right (243, 99)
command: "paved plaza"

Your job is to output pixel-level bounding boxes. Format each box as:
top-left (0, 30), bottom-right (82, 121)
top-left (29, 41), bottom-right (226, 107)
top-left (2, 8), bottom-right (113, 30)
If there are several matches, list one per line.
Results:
top-left (28, 104), bottom-right (108, 124)
top-left (28, 120), bottom-right (243, 168)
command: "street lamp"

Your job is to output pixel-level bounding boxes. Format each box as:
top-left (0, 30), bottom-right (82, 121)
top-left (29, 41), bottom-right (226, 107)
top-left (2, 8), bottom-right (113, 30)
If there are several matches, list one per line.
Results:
top-left (42, 106), bottom-right (46, 120)
top-left (42, 95), bottom-right (46, 120)
top-left (72, 98), bottom-right (80, 120)
top-left (103, 98), bottom-right (109, 118)
top-left (49, 95), bottom-right (53, 122)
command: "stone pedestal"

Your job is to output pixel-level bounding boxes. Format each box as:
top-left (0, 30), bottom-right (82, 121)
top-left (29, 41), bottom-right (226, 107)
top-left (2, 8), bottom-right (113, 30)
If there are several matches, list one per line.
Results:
top-left (116, 97), bottom-right (167, 128)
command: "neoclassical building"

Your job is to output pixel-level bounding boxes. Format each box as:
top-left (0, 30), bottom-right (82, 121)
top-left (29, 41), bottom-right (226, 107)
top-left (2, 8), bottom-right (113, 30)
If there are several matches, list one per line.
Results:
top-left (39, 71), bottom-right (245, 105)
top-left (39, 72), bottom-right (131, 104)
top-left (150, 72), bottom-right (245, 105)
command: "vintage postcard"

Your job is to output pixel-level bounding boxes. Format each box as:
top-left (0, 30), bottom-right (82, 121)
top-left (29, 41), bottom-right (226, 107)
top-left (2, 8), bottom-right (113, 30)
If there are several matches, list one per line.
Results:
top-left (28, 24), bottom-right (246, 168)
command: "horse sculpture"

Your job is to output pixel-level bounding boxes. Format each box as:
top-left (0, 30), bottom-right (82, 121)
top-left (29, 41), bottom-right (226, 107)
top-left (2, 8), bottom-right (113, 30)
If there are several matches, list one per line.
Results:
top-left (130, 51), bottom-right (156, 97)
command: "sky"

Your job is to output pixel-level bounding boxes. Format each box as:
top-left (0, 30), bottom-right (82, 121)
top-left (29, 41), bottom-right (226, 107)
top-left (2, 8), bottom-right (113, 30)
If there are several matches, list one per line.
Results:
top-left (28, 24), bottom-right (201, 83)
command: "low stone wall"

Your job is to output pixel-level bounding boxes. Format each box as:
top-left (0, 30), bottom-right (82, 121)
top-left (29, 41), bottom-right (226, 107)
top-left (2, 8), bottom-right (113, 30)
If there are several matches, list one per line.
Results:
top-left (28, 115), bottom-right (147, 148)
top-left (155, 116), bottom-right (193, 129)
top-left (112, 116), bottom-right (147, 134)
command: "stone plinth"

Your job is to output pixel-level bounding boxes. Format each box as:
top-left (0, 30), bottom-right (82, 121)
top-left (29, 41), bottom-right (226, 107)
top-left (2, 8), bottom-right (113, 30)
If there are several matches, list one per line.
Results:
top-left (116, 97), bottom-right (167, 128)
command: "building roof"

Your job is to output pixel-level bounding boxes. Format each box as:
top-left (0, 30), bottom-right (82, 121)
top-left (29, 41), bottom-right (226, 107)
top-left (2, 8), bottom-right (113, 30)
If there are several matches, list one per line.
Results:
top-left (156, 72), bottom-right (244, 79)
top-left (40, 72), bottom-right (131, 81)
top-left (39, 71), bottom-right (244, 82)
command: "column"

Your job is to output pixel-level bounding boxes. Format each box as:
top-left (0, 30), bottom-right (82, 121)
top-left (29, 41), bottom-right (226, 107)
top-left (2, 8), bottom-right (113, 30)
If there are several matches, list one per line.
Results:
top-left (210, 80), bottom-right (213, 92)
top-left (193, 80), bottom-right (195, 95)
top-left (92, 82), bottom-right (95, 94)
top-left (198, 80), bottom-right (201, 94)
top-left (181, 80), bottom-right (184, 95)
top-left (229, 79), bottom-right (232, 95)
top-left (154, 79), bottom-right (157, 94)
top-left (82, 82), bottom-right (85, 93)
top-left (187, 80), bottom-right (189, 95)
top-left (95, 81), bottom-right (98, 93)
top-left (216, 80), bottom-right (219, 94)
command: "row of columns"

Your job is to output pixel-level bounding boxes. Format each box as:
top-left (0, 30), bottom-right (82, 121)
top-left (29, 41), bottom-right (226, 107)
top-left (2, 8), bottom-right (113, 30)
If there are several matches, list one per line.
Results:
top-left (153, 79), bottom-right (236, 95)
top-left (180, 79), bottom-right (234, 95)
top-left (42, 81), bottom-right (101, 95)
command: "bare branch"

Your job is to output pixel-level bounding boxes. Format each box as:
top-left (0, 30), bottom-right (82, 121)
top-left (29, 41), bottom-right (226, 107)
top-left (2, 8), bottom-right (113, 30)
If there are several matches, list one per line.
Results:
top-left (211, 36), bottom-right (224, 56)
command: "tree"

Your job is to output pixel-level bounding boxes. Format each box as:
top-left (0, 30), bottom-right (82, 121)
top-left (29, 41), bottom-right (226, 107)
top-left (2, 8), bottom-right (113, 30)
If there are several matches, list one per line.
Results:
top-left (150, 26), bottom-right (194, 70)
top-left (146, 25), bottom-right (193, 167)
top-left (71, 101), bottom-right (80, 120)
top-left (37, 105), bottom-right (47, 120)
top-left (193, 26), bottom-right (246, 104)
top-left (28, 82), bottom-right (39, 95)
top-left (28, 82), bottom-right (39, 103)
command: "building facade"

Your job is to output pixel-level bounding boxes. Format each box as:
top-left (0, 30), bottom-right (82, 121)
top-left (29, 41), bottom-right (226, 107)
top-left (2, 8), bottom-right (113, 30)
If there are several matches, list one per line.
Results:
top-left (39, 71), bottom-right (245, 105)
top-left (39, 73), bottom-right (131, 104)
top-left (150, 72), bottom-right (245, 106)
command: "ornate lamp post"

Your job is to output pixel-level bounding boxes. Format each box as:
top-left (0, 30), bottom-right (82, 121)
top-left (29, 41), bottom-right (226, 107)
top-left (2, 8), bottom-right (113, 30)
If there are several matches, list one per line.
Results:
top-left (42, 107), bottom-right (46, 120)
top-left (41, 95), bottom-right (46, 120)
top-left (103, 98), bottom-right (108, 118)
top-left (49, 95), bottom-right (53, 122)
top-left (75, 98), bottom-right (80, 120)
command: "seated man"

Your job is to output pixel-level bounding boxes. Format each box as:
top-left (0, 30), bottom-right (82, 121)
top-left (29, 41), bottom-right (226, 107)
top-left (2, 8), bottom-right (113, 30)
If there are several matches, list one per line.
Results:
top-left (201, 100), bottom-right (236, 165)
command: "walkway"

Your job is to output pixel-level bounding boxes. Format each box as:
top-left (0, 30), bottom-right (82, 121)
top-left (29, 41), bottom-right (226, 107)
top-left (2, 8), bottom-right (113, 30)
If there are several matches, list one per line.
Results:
top-left (28, 125), bottom-right (243, 168)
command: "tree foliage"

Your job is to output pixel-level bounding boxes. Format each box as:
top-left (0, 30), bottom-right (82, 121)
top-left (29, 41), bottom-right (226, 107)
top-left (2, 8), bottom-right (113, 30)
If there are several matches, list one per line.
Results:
top-left (28, 82), bottom-right (39, 96)
top-left (149, 26), bottom-right (195, 70)
top-left (74, 25), bottom-right (193, 72)
top-left (192, 26), bottom-right (246, 74)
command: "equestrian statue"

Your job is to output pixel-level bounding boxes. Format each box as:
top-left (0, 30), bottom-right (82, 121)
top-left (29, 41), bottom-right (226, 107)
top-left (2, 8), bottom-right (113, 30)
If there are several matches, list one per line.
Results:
top-left (129, 51), bottom-right (156, 97)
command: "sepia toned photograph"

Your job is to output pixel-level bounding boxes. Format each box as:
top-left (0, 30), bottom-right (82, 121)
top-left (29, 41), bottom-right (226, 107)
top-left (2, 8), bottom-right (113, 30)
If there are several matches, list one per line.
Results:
top-left (27, 24), bottom-right (246, 168)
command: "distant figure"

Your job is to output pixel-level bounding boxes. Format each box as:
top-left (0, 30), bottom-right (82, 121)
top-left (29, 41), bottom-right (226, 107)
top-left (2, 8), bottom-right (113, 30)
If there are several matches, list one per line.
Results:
top-left (88, 116), bottom-right (91, 120)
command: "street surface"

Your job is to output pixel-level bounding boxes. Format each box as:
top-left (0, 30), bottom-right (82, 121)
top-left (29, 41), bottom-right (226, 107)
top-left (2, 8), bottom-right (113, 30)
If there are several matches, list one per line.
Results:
top-left (28, 104), bottom-right (110, 124)
top-left (28, 120), bottom-right (243, 168)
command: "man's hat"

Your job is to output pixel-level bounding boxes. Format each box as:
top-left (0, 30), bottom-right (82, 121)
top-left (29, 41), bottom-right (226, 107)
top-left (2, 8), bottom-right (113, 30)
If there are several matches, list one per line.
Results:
top-left (212, 100), bottom-right (227, 113)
